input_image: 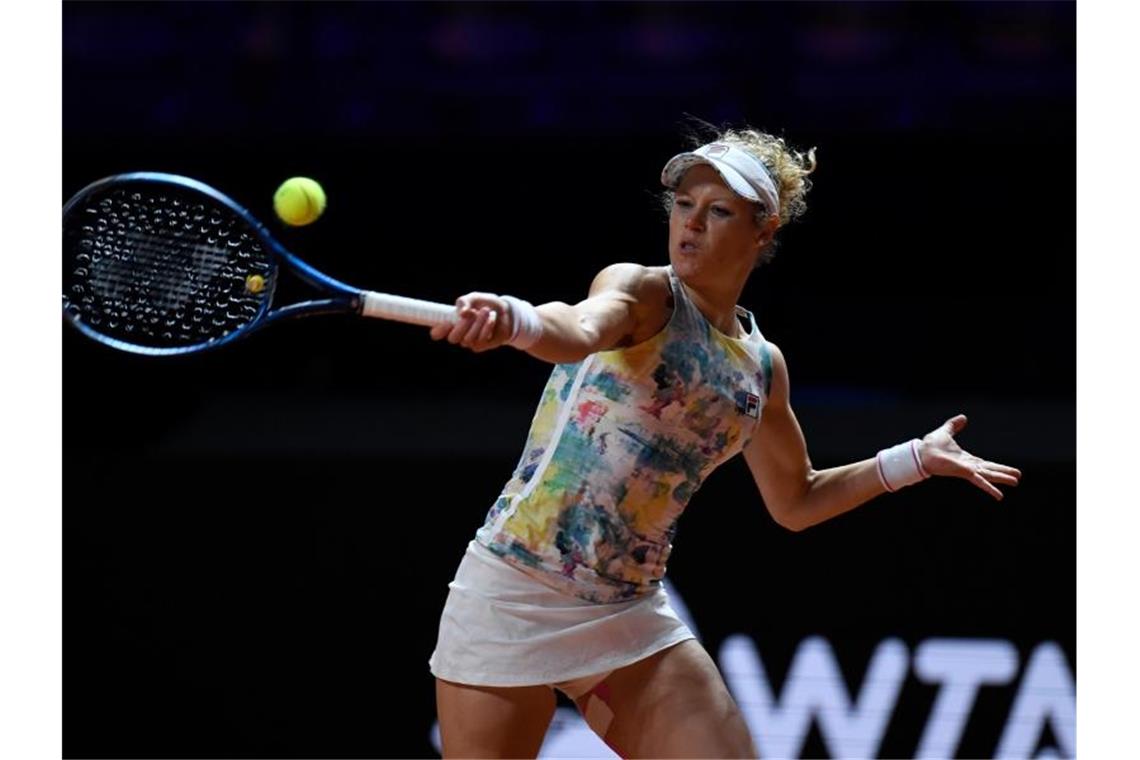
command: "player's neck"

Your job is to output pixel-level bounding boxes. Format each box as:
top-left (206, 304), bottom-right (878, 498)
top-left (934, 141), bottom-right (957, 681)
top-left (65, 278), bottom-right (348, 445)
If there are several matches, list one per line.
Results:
top-left (681, 280), bottom-right (747, 338)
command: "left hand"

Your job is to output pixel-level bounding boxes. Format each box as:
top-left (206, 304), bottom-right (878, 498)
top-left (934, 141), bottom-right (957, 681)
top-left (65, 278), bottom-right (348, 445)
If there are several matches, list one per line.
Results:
top-left (918, 415), bottom-right (1022, 500)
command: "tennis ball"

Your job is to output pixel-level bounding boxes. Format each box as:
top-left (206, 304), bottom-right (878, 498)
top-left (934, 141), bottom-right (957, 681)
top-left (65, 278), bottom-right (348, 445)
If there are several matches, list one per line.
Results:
top-left (245, 274), bottom-right (266, 294)
top-left (273, 177), bottom-right (326, 226)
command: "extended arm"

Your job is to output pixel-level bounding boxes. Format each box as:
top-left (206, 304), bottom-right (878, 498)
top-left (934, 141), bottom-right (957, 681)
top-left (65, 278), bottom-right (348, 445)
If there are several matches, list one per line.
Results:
top-left (429, 263), bottom-right (671, 364)
top-left (742, 343), bottom-right (1021, 532)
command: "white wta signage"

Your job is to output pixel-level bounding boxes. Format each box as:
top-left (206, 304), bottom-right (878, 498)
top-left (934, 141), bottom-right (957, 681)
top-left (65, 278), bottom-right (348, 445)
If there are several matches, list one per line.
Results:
top-left (720, 635), bottom-right (1074, 759)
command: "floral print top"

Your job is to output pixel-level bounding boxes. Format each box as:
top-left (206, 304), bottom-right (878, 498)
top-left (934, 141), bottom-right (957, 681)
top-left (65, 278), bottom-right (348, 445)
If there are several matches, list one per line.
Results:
top-left (476, 266), bottom-right (773, 603)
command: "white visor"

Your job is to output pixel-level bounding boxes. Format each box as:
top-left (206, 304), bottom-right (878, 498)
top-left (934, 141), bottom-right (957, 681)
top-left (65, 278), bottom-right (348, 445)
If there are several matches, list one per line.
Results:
top-left (661, 142), bottom-right (779, 215)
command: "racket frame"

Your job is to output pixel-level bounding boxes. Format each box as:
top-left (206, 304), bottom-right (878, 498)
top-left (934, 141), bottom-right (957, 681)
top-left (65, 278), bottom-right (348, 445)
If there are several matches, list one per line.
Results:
top-left (63, 172), bottom-right (367, 355)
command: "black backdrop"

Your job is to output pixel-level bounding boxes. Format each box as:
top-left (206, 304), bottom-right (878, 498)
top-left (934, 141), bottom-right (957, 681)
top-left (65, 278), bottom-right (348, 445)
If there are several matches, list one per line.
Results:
top-left (64, 2), bottom-right (1074, 758)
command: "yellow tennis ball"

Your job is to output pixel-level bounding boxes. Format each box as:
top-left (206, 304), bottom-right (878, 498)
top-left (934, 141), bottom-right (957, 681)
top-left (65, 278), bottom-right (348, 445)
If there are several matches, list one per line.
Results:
top-left (245, 274), bottom-right (266, 294)
top-left (273, 177), bottom-right (326, 226)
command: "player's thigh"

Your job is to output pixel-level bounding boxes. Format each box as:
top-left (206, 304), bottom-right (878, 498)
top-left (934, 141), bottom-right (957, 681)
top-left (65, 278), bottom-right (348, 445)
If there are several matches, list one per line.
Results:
top-left (590, 639), bottom-right (757, 759)
top-left (435, 678), bottom-right (556, 759)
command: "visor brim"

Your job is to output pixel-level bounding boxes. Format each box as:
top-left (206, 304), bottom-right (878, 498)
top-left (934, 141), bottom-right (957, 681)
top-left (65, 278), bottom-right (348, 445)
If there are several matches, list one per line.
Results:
top-left (660, 153), bottom-right (762, 204)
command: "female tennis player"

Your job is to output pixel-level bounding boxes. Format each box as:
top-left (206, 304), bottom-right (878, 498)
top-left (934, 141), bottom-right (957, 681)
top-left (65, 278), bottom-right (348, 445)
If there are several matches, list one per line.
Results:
top-left (426, 127), bottom-right (1021, 758)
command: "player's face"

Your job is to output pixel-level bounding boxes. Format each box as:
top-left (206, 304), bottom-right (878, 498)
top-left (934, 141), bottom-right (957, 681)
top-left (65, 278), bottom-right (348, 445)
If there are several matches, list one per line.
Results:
top-left (668, 165), bottom-right (772, 284)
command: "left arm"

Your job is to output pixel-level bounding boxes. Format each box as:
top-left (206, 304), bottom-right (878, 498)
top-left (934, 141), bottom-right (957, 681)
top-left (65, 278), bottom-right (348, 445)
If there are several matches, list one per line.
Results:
top-left (742, 343), bottom-right (1022, 532)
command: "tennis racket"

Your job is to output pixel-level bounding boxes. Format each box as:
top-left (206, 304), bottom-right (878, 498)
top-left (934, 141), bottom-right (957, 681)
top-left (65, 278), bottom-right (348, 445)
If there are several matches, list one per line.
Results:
top-left (62, 172), bottom-right (460, 355)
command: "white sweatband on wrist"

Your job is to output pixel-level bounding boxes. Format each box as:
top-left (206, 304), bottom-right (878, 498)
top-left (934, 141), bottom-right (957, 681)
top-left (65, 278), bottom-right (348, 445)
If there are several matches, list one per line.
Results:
top-left (500, 295), bottom-right (543, 350)
top-left (876, 439), bottom-right (930, 492)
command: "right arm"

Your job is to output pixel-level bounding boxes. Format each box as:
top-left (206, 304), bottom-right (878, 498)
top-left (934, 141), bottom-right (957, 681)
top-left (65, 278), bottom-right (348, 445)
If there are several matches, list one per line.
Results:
top-left (429, 263), bottom-right (670, 364)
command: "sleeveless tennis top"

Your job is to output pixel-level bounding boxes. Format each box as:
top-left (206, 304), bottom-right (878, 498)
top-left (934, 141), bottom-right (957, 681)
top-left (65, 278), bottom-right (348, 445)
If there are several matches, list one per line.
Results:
top-left (475, 266), bottom-right (774, 603)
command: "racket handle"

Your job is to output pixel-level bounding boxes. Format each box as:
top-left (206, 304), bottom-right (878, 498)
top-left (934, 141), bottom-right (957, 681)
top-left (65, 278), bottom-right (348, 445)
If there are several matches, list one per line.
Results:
top-left (361, 291), bottom-right (459, 327)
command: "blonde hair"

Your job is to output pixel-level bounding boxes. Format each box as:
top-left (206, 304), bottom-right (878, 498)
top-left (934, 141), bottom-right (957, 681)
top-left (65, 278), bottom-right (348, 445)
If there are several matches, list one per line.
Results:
top-left (662, 121), bottom-right (817, 265)
top-left (715, 127), bottom-right (816, 228)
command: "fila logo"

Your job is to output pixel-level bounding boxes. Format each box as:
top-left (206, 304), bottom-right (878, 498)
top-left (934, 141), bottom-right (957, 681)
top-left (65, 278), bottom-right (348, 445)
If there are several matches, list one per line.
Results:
top-left (743, 393), bottom-right (761, 418)
top-left (707, 143), bottom-right (730, 156)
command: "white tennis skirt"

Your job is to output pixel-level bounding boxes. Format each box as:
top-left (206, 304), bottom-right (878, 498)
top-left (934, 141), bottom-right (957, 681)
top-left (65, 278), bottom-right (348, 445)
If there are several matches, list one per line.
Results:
top-left (429, 540), bottom-right (695, 692)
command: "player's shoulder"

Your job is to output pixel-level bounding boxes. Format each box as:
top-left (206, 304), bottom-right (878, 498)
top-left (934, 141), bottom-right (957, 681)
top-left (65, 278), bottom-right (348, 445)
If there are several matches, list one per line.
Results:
top-left (760, 339), bottom-right (790, 401)
top-left (762, 339), bottom-right (788, 371)
top-left (588, 262), bottom-right (671, 301)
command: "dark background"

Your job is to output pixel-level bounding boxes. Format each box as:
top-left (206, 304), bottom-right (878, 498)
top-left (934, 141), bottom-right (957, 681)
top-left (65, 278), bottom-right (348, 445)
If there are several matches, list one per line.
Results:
top-left (64, 2), bottom-right (1074, 758)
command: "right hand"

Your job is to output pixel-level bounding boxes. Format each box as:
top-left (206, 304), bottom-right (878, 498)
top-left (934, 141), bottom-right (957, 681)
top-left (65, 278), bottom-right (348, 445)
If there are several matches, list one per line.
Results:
top-left (430, 292), bottom-right (514, 352)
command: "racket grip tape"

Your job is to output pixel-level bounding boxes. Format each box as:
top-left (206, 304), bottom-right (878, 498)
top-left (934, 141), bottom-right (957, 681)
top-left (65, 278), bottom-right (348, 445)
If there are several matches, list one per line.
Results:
top-left (361, 291), bottom-right (459, 327)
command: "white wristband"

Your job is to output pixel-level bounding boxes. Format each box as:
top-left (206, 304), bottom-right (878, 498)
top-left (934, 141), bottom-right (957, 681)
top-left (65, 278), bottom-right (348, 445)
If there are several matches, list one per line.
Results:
top-left (500, 295), bottom-right (543, 350)
top-left (876, 439), bottom-right (930, 492)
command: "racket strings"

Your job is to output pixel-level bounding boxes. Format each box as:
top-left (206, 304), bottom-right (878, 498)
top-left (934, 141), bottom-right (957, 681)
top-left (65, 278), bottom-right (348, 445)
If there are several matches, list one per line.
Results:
top-left (63, 187), bottom-right (274, 348)
top-left (87, 232), bottom-right (230, 309)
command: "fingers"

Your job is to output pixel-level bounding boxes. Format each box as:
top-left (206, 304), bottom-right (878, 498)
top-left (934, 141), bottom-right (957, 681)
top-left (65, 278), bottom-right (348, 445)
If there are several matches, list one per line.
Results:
top-left (958, 455), bottom-right (1021, 499)
top-left (449, 303), bottom-right (485, 346)
top-left (430, 300), bottom-right (471, 342)
top-left (979, 467), bottom-right (1019, 486)
top-left (962, 454), bottom-right (1021, 487)
top-left (430, 295), bottom-right (506, 352)
top-left (480, 309), bottom-right (498, 343)
top-left (969, 470), bottom-right (1005, 500)
top-left (986, 462), bottom-right (1022, 478)
top-left (920, 415), bottom-right (1022, 502)
top-left (981, 461), bottom-right (1022, 484)
top-left (943, 414), bottom-right (968, 436)
top-left (461, 307), bottom-right (493, 348)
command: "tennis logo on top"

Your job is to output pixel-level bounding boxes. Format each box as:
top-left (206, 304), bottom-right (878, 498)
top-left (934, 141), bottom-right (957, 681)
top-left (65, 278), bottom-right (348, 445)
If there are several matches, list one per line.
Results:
top-left (738, 392), bottom-right (761, 419)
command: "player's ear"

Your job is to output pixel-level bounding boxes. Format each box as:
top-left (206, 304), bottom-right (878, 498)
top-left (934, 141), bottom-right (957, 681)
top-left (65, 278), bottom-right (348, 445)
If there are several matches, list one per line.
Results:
top-left (753, 212), bottom-right (779, 250)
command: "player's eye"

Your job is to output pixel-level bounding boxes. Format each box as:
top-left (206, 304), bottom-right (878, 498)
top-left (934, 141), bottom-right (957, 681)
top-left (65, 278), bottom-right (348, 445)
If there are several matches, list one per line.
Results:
top-left (711, 205), bottom-right (733, 218)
